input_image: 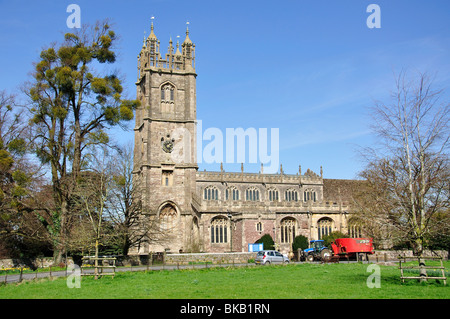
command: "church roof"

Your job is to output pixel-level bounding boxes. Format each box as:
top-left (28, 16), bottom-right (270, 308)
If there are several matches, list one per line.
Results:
top-left (322, 178), bottom-right (366, 203)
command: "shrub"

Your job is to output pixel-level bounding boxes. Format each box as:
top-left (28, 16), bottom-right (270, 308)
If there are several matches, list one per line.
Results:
top-left (255, 234), bottom-right (274, 250)
top-left (292, 235), bottom-right (308, 251)
top-left (321, 231), bottom-right (348, 247)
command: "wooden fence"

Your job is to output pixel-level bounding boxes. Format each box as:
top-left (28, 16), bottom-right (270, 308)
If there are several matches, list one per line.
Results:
top-left (398, 255), bottom-right (447, 285)
top-left (81, 256), bottom-right (116, 278)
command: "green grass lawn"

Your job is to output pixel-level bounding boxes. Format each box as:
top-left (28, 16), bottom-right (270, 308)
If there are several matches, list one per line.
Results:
top-left (0, 262), bottom-right (448, 299)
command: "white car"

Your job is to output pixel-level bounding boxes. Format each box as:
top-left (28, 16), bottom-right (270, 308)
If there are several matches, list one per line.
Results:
top-left (255, 250), bottom-right (289, 265)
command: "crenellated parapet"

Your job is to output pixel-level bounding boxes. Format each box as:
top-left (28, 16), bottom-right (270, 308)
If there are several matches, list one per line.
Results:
top-left (195, 166), bottom-right (325, 210)
top-left (196, 166), bottom-right (323, 185)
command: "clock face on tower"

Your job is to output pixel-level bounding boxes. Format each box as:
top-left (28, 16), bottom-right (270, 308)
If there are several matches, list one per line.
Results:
top-left (162, 140), bottom-right (174, 153)
top-left (162, 135), bottom-right (175, 153)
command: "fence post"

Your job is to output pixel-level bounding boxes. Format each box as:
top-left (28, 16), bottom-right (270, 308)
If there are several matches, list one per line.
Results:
top-left (399, 257), bottom-right (404, 283)
top-left (163, 252), bottom-right (166, 270)
top-left (149, 252), bottom-right (153, 271)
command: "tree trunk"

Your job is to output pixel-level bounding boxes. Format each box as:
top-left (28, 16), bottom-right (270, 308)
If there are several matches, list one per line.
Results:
top-left (54, 199), bottom-right (69, 265)
top-left (54, 250), bottom-right (63, 265)
top-left (418, 256), bottom-right (427, 283)
top-left (122, 235), bottom-right (130, 256)
top-left (415, 238), bottom-right (427, 282)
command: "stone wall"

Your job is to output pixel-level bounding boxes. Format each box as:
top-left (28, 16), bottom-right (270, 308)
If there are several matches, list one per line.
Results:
top-left (368, 250), bottom-right (448, 262)
top-left (2, 250), bottom-right (446, 268)
top-left (0, 257), bottom-right (74, 269)
top-left (164, 252), bottom-right (257, 265)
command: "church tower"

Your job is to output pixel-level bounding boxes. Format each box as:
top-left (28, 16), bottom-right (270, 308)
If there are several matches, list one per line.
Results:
top-left (132, 21), bottom-right (199, 254)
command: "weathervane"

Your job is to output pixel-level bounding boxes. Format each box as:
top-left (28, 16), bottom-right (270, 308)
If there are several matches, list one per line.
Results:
top-left (151, 16), bottom-right (155, 30)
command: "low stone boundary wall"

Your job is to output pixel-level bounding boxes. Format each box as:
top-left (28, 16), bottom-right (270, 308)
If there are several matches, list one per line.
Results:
top-left (2, 249), bottom-right (446, 268)
top-left (165, 252), bottom-right (257, 265)
top-left (86, 252), bottom-right (258, 266)
top-left (368, 250), bottom-right (448, 262)
top-left (0, 257), bottom-right (74, 269)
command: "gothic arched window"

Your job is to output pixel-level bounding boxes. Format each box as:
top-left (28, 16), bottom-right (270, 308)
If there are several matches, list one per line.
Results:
top-left (160, 83), bottom-right (175, 113)
top-left (304, 189), bottom-right (317, 202)
top-left (246, 187), bottom-right (260, 201)
top-left (317, 217), bottom-right (334, 239)
top-left (225, 186), bottom-right (239, 201)
top-left (268, 188), bottom-right (279, 202)
top-left (256, 222), bottom-right (263, 233)
top-left (204, 186), bottom-right (219, 201)
top-left (348, 218), bottom-right (363, 238)
top-left (159, 204), bottom-right (177, 231)
top-left (280, 218), bottom-right (296, 244)
top-left (210, 217), bottom-right (228, 244)
top-left (285, 189), bottom-right (298, 202)
top-left (161, 83), bottom-right (175, 101)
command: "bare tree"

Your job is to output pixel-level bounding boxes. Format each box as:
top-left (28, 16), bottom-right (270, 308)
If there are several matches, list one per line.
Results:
top-left (357, 71), bottom-right (449, 257)
top-left (71, 146), bottom-right (115, 279)
top-left (104, 143), bottom-right (173, 255)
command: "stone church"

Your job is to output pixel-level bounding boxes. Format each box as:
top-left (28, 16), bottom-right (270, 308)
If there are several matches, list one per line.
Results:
top-left (129, 23), bottom-right (362, 256)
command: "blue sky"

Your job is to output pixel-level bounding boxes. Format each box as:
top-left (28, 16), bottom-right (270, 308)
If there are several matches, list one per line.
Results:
top-left (1, 0), bottom-right (449, 179)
